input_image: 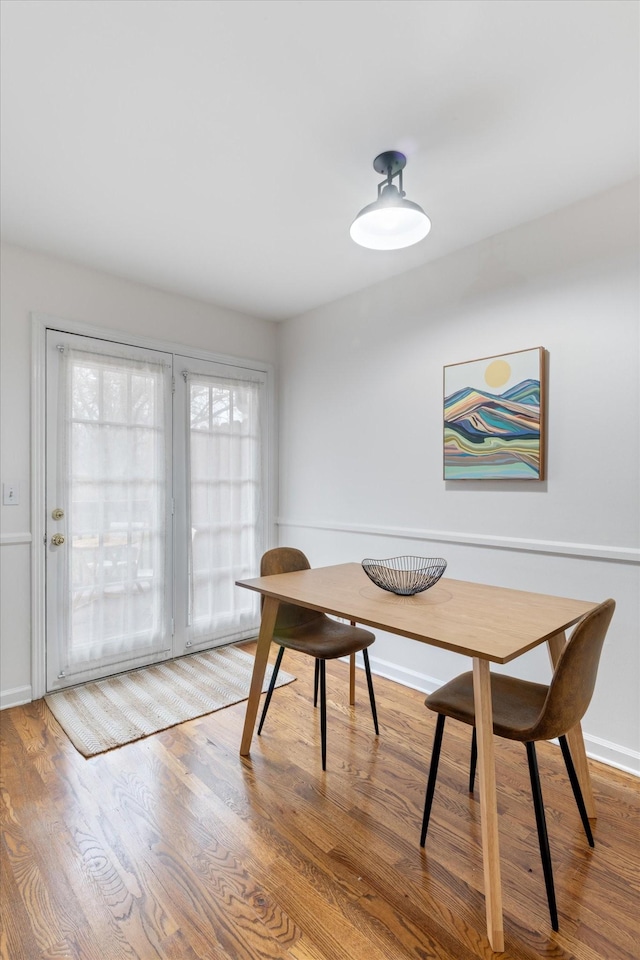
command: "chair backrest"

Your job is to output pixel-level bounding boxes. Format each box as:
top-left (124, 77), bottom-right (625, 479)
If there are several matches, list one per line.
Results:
top-left (531, 598), bottom-right (615, 741)
top-left (260, 547), bottom-right (323, 631)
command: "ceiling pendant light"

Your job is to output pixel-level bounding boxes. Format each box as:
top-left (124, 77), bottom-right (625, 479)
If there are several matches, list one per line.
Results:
top-left (350, 150), bottom-right (431, 251)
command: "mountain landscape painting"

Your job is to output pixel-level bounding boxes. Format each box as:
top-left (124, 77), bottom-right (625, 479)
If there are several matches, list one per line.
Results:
top-left (444, 347), bottom-right (546, 480)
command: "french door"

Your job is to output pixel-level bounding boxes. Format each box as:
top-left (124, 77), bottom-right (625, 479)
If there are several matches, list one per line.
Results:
top-left (45, 330), bottom-right (265, 692)
top-left (174, 355), bottom-right (266, 654)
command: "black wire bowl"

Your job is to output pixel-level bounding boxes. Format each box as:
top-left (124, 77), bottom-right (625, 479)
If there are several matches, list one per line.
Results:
top-left (361, 556), bottom-right (447, 596)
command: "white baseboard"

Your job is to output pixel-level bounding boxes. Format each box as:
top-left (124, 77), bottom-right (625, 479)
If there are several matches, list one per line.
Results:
top-left (582, 734), bottom-right (640, 777)
top-left (1, 685), bottom-right (33, 710)
top-left (355, 653), bottom-right (640, 778)
top-left (361, 652), bottom-right (441, 696)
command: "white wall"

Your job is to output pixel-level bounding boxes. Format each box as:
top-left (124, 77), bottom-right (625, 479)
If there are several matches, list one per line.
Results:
top-left (0, 243), bottom-right (278, 707)
top-left (2, 183), bottom-right (638, 774)
top-left (277, 180), bottom-right (640, 774)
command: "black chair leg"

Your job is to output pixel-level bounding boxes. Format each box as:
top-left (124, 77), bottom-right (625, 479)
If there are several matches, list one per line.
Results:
top-left (558, 735), bottom-right (594, 847)
top-left (420, 714), bottom-right (446, 847)
top-left (526, 741), bottom-right (559, 931)
top-left (313, 658), bottom-right (319, 707)
top-left (319, 659), bottom-right (327, 771)
top-left (469, 726), bottom-right (477, 793)
top-left (257, 645), bottom-right (285, 735)
top-left (362, 648), bottom-right (379, 735)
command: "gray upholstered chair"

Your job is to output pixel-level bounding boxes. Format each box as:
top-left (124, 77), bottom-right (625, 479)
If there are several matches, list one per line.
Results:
top-left (257, 547), bottom-right (379, 770)
top-left (419, 598), bottom-right (615, 930)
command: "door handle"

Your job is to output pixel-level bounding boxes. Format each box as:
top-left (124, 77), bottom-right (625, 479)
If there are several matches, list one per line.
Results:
top-left (51, 534), bottom-right (65, 546)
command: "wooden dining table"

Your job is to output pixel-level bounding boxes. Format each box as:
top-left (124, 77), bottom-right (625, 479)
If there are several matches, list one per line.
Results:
top-left (236, 562), bottom-right (599, 951)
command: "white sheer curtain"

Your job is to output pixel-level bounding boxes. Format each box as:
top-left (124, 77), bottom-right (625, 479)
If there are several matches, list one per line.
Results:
top-left (60, 347), bottom-right (169, 670)
top-left (186, 371), bottom-right (263, 644)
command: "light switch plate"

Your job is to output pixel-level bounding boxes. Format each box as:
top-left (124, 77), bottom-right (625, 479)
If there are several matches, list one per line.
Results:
top-left (3, 482), bottom-right (19, 505)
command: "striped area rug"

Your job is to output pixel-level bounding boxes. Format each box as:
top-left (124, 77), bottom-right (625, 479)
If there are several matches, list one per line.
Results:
top-left (45, 645), bottom-right (295, 758)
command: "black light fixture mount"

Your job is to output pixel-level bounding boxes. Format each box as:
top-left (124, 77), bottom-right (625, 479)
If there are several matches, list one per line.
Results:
top-left (350, 150), bottom-right (431, 250)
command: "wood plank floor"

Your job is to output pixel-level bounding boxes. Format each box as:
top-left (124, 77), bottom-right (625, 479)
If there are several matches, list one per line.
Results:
top-left (1, 644), bottom-right (638, 960)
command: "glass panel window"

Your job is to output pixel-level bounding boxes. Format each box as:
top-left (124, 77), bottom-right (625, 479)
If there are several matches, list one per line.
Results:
top-left (187, 372), bottom-right (263, 644)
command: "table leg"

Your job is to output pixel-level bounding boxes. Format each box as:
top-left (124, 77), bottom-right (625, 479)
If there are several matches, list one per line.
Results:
top-left (240, 596), bottom-right (279, 756)
top-left (547, 630), bottom-right (597, 819)
top-left (349, 625), bottom-right (356, 706)
top-left (473, 657), bottom-right (504, 952)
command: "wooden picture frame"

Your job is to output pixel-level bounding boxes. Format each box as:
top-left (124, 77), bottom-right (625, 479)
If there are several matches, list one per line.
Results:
top-left (444, 346), bottom-right (546, 480)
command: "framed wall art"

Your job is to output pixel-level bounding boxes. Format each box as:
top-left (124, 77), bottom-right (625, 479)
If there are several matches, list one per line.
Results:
top-left (444, 346), bottom-right (546, 480)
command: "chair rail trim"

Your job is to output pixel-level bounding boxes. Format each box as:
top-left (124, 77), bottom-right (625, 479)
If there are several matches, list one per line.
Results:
top-left (277, 518), bottom-right (639, 564)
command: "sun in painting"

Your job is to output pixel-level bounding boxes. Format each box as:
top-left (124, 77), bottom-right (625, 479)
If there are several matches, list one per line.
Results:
top-left (484, 358), bottom-right (511, 389)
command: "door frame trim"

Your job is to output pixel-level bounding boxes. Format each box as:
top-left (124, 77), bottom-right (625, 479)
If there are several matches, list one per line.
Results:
top-left (31, 312), bottom-right (276, 699)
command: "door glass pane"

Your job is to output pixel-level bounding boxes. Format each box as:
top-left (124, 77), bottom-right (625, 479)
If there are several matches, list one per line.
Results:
top-left (61, 347), bottom-right (169, 671)
top-left (187, 373), bottom-right (262, 644)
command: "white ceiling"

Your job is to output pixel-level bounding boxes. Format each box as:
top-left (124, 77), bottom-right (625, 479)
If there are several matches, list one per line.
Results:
top-left (1, 0), bottom-right (638, 321)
